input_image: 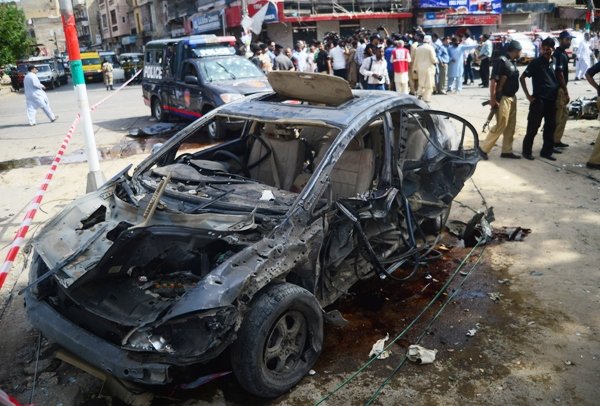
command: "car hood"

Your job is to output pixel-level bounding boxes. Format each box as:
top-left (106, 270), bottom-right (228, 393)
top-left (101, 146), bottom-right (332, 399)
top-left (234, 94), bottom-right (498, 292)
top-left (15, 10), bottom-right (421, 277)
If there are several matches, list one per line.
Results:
top-left (207, 77), bottom-right (271, 95)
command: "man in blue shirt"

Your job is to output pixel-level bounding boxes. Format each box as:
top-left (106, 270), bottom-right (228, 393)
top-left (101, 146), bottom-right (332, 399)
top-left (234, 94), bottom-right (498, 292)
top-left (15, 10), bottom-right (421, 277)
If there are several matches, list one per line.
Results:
top-left (434, 34), bottom-right (450, 95)
top-left (478, 34), bottom-right (493, 88)
top-left (520, 38), bottom-right (560, 160)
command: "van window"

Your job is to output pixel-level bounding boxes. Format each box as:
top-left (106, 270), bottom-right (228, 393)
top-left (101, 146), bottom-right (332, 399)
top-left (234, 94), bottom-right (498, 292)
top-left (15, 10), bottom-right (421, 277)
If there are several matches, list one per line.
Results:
top-left (82, 58), bottom-right (101, 65)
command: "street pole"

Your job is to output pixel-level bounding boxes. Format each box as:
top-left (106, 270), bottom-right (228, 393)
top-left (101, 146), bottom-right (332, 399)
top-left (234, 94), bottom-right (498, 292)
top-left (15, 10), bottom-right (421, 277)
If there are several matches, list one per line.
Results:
top-left (59, 0), bottom-right (105, 192)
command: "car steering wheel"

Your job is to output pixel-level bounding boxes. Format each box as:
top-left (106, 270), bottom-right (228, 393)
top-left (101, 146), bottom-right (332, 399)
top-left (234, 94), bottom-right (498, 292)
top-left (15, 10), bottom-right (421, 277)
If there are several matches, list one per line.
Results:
top-left (212, 150), bottom-right (249, 177)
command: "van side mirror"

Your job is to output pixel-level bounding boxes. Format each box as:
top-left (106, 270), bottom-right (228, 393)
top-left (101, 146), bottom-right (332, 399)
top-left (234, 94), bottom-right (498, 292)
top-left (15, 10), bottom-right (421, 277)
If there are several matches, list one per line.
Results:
top-left (184, 75), bottom-right (198, 85)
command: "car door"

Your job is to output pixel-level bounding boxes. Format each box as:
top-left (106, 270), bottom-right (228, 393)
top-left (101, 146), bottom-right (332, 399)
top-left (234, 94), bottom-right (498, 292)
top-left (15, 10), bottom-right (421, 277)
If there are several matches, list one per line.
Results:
top-left (171, 60), bottom-right (203, 120)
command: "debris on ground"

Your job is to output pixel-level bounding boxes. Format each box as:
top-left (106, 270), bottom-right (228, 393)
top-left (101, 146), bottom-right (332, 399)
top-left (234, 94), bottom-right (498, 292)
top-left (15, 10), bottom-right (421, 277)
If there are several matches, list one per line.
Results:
top-left (369, 333), bottom-right (391, 359)
top-left (568, 96), bottom-right (598, 119)
top-left (497, 279), bottom-right (511, 285)
top-left (494, 226), bottom-right (532, 242)
top-left (128, 123), bottom-right (185, 138)
top-left (447, 208), bottom-right (495, 247)
top-left (407, 345), bottom-right (438, 364)
top-left (488, 292), bottom-right (503, 302)
top-left (308, 370), bottom-right (316, 376)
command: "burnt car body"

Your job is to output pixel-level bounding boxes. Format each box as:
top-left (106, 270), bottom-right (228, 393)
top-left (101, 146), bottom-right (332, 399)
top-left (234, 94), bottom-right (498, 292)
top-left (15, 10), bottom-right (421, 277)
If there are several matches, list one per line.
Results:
top-left (26, 72), bottom-right (481, 398)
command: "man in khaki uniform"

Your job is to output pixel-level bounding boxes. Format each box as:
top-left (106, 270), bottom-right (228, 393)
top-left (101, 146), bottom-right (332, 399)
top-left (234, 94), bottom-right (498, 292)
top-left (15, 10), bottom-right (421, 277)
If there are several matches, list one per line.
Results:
top-left (553, 31), bottom-right (574, 148)
top-left (412, 35), bottom-right (438, 103)
top-left (102, 59), bottom-right (114, 91)
top-left (479, 40), bottom-right (522, 159)
top-left (584, 61), bottom-right (600, 169)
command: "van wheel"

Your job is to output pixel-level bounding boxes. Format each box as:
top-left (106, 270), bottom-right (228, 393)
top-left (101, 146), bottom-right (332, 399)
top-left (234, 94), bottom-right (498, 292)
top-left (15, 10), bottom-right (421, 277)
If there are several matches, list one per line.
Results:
top-left (230, 283), bottom-right (323, 398)
top-left (151, 97), bottom-right (167, 122)
top-left (48, 80), bottom-right (55, 90)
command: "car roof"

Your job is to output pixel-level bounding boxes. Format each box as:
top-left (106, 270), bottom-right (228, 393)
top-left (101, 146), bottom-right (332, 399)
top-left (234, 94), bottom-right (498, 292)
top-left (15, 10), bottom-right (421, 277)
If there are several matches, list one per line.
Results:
top-left (218, 89), bottom-right (422, 128)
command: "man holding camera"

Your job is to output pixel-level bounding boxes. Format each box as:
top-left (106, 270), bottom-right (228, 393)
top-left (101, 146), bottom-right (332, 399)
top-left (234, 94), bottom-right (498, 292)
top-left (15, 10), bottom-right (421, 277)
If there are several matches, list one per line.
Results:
top-left (479, 40), bottom-right (522, 159)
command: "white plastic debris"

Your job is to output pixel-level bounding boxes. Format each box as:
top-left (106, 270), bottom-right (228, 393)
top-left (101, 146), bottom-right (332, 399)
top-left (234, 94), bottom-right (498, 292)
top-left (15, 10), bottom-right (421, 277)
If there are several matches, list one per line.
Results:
top-left (308, 369), bottom-right (316, 376)
top-left (407, 345), bottom-right (437, 364)
top-left (259, 190), bottom-right (275, 201)
top-left (466, 329), bottom-right (477, 337)
top-left (488, 292), bottom-right (503, 302)
top-left (369, 333), bottom-right (391, 359)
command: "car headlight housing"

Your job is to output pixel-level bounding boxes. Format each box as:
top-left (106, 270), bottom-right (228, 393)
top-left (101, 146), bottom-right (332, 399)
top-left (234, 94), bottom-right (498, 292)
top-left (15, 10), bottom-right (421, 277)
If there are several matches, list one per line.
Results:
top-left (220, 93), bottom-right (244, 103)
top-left (123, 306), bottom-right (237, 358)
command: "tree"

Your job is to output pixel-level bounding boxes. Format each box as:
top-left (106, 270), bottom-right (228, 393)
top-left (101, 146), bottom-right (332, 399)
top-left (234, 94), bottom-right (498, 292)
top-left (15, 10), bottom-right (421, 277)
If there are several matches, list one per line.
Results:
top-left (0, 4), bottom-right (33, 65)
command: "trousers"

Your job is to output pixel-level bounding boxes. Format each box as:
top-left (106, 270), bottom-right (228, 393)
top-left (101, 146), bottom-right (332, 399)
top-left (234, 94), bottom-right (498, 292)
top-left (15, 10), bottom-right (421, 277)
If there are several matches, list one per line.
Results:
top-left (394, 71), bottom-right (409, 94)
top-left (553, 87), bottom-right (568, 143)
top-left (480, 95), bottom-right (517, 154)
top-left (522, 97), bottom-right (556, 156)
top-left (26, 101), bottom-right (55, 125)
top-left (417, 67), bottom-right (435, 103)
top-left (479, 57), bottom-right (490, 87)
top-left (437, 63), bottom-right (447, 93)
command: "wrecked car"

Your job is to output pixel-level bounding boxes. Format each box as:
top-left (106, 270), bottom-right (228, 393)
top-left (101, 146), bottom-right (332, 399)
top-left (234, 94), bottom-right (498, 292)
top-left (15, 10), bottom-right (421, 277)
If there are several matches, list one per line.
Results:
top-left (25, 72), bottom-right (481, 398)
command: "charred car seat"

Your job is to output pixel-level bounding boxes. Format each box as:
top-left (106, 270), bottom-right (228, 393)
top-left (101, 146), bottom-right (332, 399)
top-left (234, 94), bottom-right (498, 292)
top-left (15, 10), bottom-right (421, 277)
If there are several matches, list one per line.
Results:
top-left (313, 138), bottom-right (375, 200)
top-left (248, 125), bottom-right (305, 191)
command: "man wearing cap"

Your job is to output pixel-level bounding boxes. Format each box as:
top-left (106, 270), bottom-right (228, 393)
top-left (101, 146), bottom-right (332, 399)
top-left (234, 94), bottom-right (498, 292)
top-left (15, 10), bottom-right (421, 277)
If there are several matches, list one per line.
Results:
top-left (520, 37), bottom-right (560, 161)
top-left (479, 40), bottom-right (522, 159)
top-left (23, 65), bottom-right (57, 126)
top-left (553, 31), bottom-right (574, 149)
top-left (412, 35), bottom-right (438, 103)
top-left (391, 39), bottom-right (411, 94)
top-left (583, 60), bottom-right (600, 169)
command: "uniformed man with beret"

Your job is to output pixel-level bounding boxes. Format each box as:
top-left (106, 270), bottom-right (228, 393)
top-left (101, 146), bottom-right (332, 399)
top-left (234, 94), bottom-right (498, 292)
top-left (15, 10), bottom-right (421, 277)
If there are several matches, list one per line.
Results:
top-left (479, 40), bottom-right (522, 159)
top-left (520, 37), bottom-right (560, 161)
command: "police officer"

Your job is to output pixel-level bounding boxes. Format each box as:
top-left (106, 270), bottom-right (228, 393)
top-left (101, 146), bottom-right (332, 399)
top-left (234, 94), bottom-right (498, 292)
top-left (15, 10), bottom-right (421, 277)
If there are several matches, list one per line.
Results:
top-left (584, 61), bottom-right (600, 170)
top-left (553, 30), bottom-right (575, 148)
top-left (479, 40), bottom-right (522, 159)
top-left (520, 37), bottom-right (560, 161)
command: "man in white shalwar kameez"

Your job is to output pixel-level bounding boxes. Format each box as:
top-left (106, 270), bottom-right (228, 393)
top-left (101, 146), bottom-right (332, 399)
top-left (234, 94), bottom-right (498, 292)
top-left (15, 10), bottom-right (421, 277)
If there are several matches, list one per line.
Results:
top-left (576, 33), bottom-right (594, 80)
top-left (24, 65), bottom-right (57, 126)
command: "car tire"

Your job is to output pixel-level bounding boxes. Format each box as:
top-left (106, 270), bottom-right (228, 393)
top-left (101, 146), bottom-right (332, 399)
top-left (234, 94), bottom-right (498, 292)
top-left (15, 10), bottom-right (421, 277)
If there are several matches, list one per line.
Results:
top-left (230, 283), bottom-right (323, 398)
top-left (207, 120), bottom-right (225, 140)
top-left (48, 80), bottom-right (55, 90)
top-left (151, 97), bottom-right (167, 122)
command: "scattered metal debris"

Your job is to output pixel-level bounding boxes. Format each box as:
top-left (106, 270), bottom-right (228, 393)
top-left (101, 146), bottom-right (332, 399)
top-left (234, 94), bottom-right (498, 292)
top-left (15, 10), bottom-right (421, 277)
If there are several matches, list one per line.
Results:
top-left (369, 334), bottom-right (391, 360)
top-left (308, 370), bottom-right (316, 376)
top-left (497, 279), bottom-right (511, 285)
top-left (488, 292), bottom-right (503, 302)
top-left (128, 122), bottom-right (185, 138)
top-left (466, 329), bottom-right (477, 337)
top-left (494, 226), bottom-right (532, 242)
top-left (406, 345), bottom-right (437, 364)
top-left (568, 96), bottom-right (598, 119)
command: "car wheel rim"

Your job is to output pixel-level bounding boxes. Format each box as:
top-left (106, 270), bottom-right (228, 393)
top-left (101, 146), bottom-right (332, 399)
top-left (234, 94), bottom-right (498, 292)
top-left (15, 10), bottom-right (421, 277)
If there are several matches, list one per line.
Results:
top-left (264, 310), bottom-right (307, 374)
top-left (208, 122), bottom-right (217, 138)
top-left (154, 101), bottom-right (161, 120)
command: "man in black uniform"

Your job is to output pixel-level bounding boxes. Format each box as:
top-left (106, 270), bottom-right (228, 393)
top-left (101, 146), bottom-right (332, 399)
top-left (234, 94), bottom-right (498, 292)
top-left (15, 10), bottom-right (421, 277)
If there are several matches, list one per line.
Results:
top-left (480, 40), bottom-right (522, 159)
top-left (553, 30), bottom-right (574, 148)
top-left (520, 37), bottom-right (560, 161)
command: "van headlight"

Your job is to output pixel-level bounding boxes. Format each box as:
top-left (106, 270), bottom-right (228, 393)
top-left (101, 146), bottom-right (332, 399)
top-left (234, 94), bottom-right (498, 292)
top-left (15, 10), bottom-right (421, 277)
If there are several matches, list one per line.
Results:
top-left (220, 93), bottom-right (244, 103)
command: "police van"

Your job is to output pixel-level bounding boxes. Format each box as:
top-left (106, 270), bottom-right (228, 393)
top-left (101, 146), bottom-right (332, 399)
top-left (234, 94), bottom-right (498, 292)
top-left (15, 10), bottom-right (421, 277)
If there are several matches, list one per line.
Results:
top-left (142, 35), bottom-right (270, 130)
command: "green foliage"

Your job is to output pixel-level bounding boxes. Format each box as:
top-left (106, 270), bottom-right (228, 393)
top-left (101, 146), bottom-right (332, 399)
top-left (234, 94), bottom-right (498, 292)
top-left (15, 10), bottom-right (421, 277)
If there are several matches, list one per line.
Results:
top-left (0, 4), bottom-right (34, 65)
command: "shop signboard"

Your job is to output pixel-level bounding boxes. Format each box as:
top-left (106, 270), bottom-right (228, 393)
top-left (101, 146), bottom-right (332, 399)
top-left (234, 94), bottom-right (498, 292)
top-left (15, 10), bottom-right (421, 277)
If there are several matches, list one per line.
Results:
top-left (190, 10), bottom-right (223, 34)
top-left (248, 0), bottom-right (279, 23)
top-left (419, 0), bottom-right (502, 14)
top-left (446, 13), bottom-right (501, 26)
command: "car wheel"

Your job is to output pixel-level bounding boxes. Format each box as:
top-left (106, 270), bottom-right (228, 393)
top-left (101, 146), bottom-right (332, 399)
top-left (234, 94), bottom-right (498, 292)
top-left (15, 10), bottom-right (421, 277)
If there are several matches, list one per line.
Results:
top-left (207, 120), bottom-right (225, 139)
top-left (151, 97), bottom-right (167, 122)
top-left (231, 283), bottom-right (323, 398)
top-left (48, 80), bottom-right (55, 90)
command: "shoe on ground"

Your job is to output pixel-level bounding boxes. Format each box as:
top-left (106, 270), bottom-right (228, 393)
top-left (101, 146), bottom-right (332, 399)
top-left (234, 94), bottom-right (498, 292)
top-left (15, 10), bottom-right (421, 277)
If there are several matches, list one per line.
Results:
top-left (555, 142), bottom-right (569, 148)
top-left (522, 153), bottom-right (535, 160)
top-left (500, 152), bottom-right (521, 159)
top-left (541, 154), bottom-right (557, 161)
top-left (51, 115), bottom-right (58, 122)
top-left (478, 147), bottom-right (489, 160)
top-left (552, 148), bottom-right (563, 154)
top-left (586, 162), bottom-right (600, 169)
top-left (29, 123), bottom-right (36, 126)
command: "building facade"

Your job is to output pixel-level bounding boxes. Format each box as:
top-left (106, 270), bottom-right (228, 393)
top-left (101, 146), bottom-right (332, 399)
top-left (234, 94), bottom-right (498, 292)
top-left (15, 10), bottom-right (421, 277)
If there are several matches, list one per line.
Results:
top-left (98, 0), bottom-right (134, 51)
top-left (19, 0), bottom-right (66, 56)
top-left (73, 0), bottom-right (103, 49)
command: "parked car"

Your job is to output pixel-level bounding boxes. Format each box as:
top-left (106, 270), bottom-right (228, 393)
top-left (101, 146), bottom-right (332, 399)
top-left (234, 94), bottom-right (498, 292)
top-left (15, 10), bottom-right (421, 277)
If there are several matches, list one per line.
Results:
top-left (507, 33), bottom-right (536, 63)
top-left (99, 51), bottom-right (125, 82)
top-left (80, 51), bottom-right (103, 83)
top-left (25, 72), bottom-right (481, 398)
top-left (34, 63), bottom-right (60, 89)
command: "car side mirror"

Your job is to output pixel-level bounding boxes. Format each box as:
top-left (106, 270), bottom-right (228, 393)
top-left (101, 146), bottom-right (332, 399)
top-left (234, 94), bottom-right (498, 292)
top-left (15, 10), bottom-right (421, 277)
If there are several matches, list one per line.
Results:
top-left (185, 75), bottom-right (198, 85)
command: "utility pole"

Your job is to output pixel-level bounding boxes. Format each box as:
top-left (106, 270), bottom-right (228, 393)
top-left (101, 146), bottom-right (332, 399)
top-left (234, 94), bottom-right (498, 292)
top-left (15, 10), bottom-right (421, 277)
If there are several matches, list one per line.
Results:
top-left (59, 0), bottom-right (105, 192)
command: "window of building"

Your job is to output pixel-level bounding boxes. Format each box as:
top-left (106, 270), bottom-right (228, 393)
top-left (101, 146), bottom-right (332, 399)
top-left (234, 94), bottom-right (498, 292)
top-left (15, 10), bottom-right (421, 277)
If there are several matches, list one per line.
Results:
top-left (101, 13), bottom-right (107, 28)
top-left (292, 22), bottom-right (317, 45)
top-left (122, 16), bottom-right (126, 23)
top-left (110, 10), bottom-right (117, 25)
top-left (339, 22), bottom-right (360, 38)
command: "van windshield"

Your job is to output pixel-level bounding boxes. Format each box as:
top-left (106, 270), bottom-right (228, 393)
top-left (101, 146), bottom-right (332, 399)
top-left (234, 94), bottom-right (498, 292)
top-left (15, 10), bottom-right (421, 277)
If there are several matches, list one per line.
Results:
top-left (198, 57), bottom-right (264, 82)
top-left (36, 65), bottom-right (50, 72)
top-left (82, 58), bottom-right (101, 65)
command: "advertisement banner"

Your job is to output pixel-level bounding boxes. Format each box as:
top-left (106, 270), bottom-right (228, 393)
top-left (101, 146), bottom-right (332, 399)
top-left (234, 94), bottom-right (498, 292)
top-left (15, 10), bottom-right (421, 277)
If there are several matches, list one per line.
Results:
top-left (419, 0), bottom-right (502, 14)
top-left (190, 11), bottom-right (223, 34)
top-left (417, 12), bottom-right (449, 28)
top-left (446, 13), bottom-right (501, 26)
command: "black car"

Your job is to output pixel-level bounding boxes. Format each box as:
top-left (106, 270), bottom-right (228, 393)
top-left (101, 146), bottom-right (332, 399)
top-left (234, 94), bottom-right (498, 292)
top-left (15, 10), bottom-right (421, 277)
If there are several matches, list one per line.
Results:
top-left (26, 72), bottom-right (481, 398)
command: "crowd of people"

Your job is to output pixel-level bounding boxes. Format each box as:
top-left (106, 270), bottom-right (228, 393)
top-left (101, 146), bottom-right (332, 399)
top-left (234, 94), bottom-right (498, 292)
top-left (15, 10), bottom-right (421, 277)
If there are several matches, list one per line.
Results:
top-left (244, 27), bottom-right (600, 170)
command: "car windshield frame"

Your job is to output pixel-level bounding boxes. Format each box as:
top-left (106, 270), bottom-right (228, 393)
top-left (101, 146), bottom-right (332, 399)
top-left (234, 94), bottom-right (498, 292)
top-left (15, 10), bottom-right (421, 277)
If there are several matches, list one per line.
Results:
top-left (197, 56), bottom-right (264, 82)
top-left (82, 58), bottom-right (102, 66)
top-left (35, 65), bottom-right (51, 72)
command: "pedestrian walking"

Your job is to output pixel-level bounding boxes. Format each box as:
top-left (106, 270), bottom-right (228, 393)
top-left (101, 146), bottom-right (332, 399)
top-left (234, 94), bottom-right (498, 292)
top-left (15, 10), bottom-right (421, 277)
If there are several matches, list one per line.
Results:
top-left (553, 31), bottom-right (575, 148)
top-left (101, 58), bottom-right (114, 91)
top-left (584, 61), bottom-right (600, 170)
top-left (576, 33), bottom-right (593, 80)
top-left (478, 34), bottom-right (493, 88)
top-left (391, 40), bottom-right (411, 94)
top-left (412, 35), bottom-right (438, 103)
top-left (23, 65), bottom-right (57, 126)
top-left (315, 41), bottom-right (332, 75)
top-left (479, 40), bottom-right (522, 159)
top-left (520, 38), bottom-right (560, 161)
top-left (359, 46), bottom-right (389, 90)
